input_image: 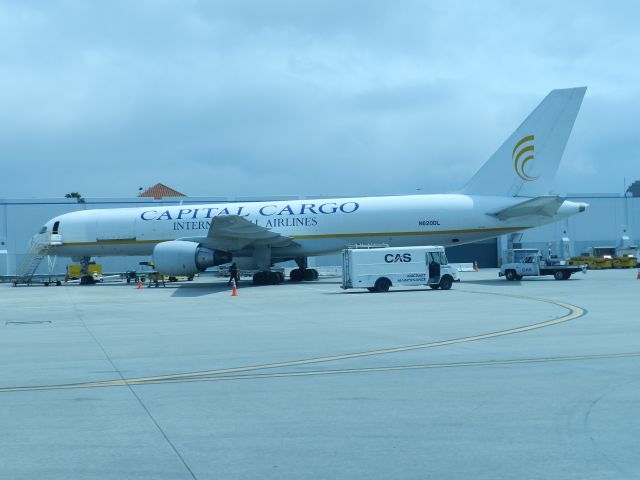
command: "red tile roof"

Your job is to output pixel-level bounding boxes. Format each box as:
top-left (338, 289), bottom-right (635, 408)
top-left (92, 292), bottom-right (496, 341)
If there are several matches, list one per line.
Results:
top-left (138, 183), bottom-right (186, 200)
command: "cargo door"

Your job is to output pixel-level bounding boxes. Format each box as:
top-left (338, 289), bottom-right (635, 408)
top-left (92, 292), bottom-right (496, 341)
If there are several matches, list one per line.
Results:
top-left (96, 210), bottom-right (136, 242)
top-left (427, 252), bottom-right (441, 284)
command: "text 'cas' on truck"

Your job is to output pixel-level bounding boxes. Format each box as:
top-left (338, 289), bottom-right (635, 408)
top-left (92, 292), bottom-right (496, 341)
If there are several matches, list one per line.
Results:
top-left (341, 246), bottom-right (459, 293)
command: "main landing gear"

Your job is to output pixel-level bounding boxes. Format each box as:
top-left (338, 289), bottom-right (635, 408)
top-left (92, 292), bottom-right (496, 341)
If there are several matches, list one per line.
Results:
top-left (249, 255), bottom-right (318, 285)
top-left (289, 268), bottom-right (318, 281)
top-left (289, 256), bottom-right (318, 282)
top-left (252, 271), bottom-right (285, 285)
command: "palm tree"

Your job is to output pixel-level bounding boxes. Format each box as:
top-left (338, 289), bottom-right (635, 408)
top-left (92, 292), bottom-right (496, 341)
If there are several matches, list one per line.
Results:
top-left (65, 192), bottom-right (85, 203)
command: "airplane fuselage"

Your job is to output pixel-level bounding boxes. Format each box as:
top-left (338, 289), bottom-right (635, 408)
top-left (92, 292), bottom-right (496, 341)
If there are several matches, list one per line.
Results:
top-left (44, 194), bottom-right (585, 261)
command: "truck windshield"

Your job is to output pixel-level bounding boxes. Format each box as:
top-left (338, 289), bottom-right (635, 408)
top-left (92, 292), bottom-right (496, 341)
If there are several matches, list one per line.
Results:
top-left (428, 252), bottom-right (448, 265)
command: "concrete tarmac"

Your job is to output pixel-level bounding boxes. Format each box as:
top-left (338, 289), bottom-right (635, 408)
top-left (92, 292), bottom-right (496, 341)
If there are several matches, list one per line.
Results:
top-left (1, 268), bottom-right (639, 479)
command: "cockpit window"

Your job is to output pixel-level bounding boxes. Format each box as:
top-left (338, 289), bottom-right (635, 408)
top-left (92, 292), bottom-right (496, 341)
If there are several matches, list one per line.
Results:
top-left (39, 226), bottom-right (47, 234)
top-left (52, 221), bottom-right (60, 234)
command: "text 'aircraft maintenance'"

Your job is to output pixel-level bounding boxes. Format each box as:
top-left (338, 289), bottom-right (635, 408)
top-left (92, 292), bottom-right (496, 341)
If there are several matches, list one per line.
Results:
top-left (35, 87), bottom-right (588, 285)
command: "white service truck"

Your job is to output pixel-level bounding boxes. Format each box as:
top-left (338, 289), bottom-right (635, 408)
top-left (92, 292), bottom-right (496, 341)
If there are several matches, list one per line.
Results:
top-left (499, 252), bottom-right (587, 281)
top-left (341, 246), bottom-right (459, 292)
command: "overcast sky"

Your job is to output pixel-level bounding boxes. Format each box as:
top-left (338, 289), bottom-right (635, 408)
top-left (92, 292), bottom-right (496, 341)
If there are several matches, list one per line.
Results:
top-left (1, 1), bottom-right (639, 199)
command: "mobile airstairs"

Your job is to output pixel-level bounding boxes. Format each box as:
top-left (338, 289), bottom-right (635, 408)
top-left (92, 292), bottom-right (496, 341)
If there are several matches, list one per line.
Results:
top-left (12, 233), bottom-right (62, 286)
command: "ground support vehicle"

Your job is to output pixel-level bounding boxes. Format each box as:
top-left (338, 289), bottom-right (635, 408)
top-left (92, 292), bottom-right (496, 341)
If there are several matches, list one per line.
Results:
top-left (341, 245), bottom-right (459, 292)
top-left (569, 246), bottom-right (638, 269)
top-left (147, 271), bottom-right (166, 288)
top-left (612, 256), bottom-right (637, 268)
top-left (12, 275), bottom-right (64, 287)
top-left (136, 261), bottom-right (195, 283)
top-left (500, 253), bottom-right (586, 280)
top-left (66, 263), bottom-right (103, 280)
top-left (568, 256), bottom-right (603, 269)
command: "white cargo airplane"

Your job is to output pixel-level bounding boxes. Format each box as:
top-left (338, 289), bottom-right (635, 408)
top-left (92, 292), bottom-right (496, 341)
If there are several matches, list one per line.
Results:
top-left (37, 87), bottom-right (588, 284)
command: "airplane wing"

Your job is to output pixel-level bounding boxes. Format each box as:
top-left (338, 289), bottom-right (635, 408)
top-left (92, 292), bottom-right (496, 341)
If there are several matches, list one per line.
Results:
top-left (178, 215), bottom-right (297, 251)
top-left (489, 196), bottom-right (565, 221)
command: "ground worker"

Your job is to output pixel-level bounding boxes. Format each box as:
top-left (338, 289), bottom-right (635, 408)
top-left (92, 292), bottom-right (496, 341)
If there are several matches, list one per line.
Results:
top-left (228, 262), bottom-right (240, 286)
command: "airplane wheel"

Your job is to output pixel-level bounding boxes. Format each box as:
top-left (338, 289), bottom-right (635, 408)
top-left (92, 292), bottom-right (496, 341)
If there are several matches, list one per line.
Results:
top-left (253, 271), bottom-right (267, 285)
top-left (276, 271), bottom-right (285, 283)
top-left (267, 272), bottom-right (281, 285)
top-left (290, 268), bottom-right (303, 282)
top-left (303, 269), bottom-right (316, 281)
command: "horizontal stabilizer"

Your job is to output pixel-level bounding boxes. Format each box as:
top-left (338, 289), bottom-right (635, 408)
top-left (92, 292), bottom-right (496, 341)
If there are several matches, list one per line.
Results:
top-left (489, 196), bottom-right (565, 221)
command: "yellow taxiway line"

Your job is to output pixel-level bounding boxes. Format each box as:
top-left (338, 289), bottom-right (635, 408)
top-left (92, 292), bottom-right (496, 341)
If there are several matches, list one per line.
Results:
top-left (0, 290), bottom-right (589, 393)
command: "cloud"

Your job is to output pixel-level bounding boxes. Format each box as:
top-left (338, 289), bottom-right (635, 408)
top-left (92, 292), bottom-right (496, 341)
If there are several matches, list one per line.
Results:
top-left (0, 1), bottom-right (639, 198)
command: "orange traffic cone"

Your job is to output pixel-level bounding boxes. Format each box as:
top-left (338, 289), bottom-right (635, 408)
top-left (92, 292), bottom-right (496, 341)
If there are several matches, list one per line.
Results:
top-left (137, 279), bottom-right (143, 289)
top-left (473, 261), bottom-right (479, 272)
top-left (231, 278), bottom-right (238, 296)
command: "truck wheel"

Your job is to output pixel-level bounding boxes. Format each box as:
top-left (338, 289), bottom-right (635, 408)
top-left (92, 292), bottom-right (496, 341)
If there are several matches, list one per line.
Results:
top-left (374, 278), bottom-right (391, 292)
top-left (564, 272), bottom-right (572, 280)
top-left (505, 270), bottom-right (516, 281)
top-left (554, 270), bottom-right (564, 280)
top-left (438, 275), bottom-right (453, 290)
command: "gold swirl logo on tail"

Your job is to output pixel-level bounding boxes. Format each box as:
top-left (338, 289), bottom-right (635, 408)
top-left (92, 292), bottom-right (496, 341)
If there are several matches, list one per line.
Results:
top-left (512, 135), bottom-right (538, 181)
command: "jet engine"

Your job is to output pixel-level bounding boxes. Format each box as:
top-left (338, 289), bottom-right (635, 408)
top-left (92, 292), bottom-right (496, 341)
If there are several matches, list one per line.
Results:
top-left (152, 240), bottom-right (232, 276)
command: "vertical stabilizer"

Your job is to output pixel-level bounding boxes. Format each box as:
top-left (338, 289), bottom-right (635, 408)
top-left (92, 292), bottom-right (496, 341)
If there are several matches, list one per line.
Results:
top-left (461, 87), bottom-right (586, 197)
